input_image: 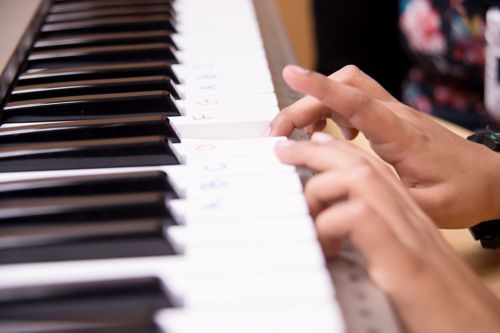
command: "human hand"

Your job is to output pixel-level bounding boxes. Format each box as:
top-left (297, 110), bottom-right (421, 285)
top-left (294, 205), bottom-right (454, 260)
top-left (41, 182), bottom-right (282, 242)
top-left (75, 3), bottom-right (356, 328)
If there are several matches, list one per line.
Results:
top-left (275, 133), bottom-right (500, 333)
top-left (270, 65), bottom-right (500, 228)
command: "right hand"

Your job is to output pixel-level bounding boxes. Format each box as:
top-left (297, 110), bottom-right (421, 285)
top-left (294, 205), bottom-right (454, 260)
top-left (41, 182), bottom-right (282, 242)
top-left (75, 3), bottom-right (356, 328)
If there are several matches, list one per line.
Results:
top-left (270, 65), bottom-right (500, 228)
top-left (275, 133), bottom-right (500, 333)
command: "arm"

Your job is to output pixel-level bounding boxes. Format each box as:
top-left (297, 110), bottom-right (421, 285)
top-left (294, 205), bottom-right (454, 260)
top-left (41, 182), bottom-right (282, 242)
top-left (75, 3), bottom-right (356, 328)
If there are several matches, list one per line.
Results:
top-left (270, 65), bottom-right (500, 228)
top-left (274, 133), bottom-right (500, 333)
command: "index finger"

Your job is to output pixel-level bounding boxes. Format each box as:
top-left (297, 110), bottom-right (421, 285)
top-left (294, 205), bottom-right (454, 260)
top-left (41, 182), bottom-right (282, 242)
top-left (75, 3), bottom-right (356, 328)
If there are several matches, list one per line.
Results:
top-left (282, 65), bottom-right (411, 146)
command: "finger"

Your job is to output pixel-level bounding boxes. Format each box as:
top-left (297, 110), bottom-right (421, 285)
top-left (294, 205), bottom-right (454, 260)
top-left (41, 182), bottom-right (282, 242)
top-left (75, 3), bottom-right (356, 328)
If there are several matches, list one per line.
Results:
top-left (315, 201), bottom-right (423, 288)
top-left (282, 65), bottom-right (412, 147)
top-left (308, 134), bottom-right (429, 232)
top-left (269, 96), bottom-right (330, 136)
top-left (310, 132), bottom-right (396, 180)
top-left (305, 171), bottom-right (348, 217)
top-left (274, 140), bottom-right (360, 172)
top-left (275, 137), bottom-right (392, 176)
top-left (328, 65), bottom-right (398, 102)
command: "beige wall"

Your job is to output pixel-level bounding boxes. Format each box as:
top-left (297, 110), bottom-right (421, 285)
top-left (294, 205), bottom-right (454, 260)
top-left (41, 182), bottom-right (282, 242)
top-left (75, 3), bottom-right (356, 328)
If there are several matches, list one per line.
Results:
top-left (275, 0), bottom-right (316, 69)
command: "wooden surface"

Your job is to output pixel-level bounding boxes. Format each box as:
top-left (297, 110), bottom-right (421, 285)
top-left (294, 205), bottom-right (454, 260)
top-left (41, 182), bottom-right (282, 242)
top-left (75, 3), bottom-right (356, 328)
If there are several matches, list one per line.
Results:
top-left (275, 0), bottom-right (316, 68)
top-left (324, 120), bottom-right (500, 297)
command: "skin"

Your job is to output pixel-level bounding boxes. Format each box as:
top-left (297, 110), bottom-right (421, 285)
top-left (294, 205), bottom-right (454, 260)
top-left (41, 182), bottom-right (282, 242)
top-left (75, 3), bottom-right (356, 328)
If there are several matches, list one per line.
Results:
top-left (275, 133), bottom-right (500, 333)
top-left (269, 65), bottom-right (500, 228)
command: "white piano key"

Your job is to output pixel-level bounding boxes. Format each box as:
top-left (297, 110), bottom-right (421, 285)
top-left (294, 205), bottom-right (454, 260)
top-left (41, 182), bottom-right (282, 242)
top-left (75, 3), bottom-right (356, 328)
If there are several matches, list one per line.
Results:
top-left (169, 216), bottom-right (317, 246)
top-left (167, 271), bottom-right (335, 309)
top-left (171, 110), bottom-right (275, 139)
top-left (176, 50), bottom-right (268, 65)
top-left (173, 137), bottom-right (286, 159)
top-left (157, 303), bottom-right (344, 333)
top-left (0, 154), bottom-right (294, 183)
top-left (175, 93), bottom-right (278, 112)
top-left (168, 194), bottom-right (309, 222)
top-left (0, 243), bottom-right (327, 289)
top-left (176, 79), bottom-right (275, 97)
top-left (173, 35), bottom-right (263, 51)
top-left (174, 172), bottom-right (303, 199)
top-left (166, 154), bottom-right (295, 177)
top-left (172, 63), bottom-right (271, 82)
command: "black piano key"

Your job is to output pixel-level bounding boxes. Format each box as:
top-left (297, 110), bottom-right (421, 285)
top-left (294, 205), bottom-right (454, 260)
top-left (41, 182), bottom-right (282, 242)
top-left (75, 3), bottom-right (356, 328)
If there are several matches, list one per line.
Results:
top-left (11, 76), bottom-right (180, 101)
top-left (0, 277), bottom-right (176, 320)
top-left (0, 217), bottom-right (172, 248)
top-left (28, 43), bottom-right (178, 69)
top-left (40, 14), bottom-right (176, 38)
top-left (46, 4), bottom-right (174, 23)
top-left (0, 170), bottom-right (179, 199)
top-left (18, 61), bottom-right (180, 85)
top-left (0, 115), bottom-right (181, 145)
top-left (0, 193), bottom-right (174, 225)
top-left (0, 323), bottom-right (163, 333)
top-left (3, 91), bottom-right (180, 122)
top-left (51, 0), bottom-right (173, 14)
top-left (0, 218), bottom-right (178, 264)
top-left (0, 136), bottom-right (180, 171)
top-left (34, 30), bottom-right (177, 50)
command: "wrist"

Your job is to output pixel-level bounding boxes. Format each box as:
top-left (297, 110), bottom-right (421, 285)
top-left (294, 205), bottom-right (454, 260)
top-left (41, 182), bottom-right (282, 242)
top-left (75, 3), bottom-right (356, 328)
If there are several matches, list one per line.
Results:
top-left (478, 146), bottom-right (500, 222)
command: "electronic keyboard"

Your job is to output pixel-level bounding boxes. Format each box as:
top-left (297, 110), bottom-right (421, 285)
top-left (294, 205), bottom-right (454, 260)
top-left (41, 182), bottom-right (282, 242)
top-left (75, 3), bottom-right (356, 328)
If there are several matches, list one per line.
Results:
top-left (0, 1), bottom-right (400, 332)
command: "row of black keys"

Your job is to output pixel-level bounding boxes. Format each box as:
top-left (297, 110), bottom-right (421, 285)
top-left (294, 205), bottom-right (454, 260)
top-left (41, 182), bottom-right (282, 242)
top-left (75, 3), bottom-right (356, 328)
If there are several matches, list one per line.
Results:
top-left (3, 1), bottom-right (199, 332)
top-left (1, 170), bottom-right (181, 264)
top-left (0, 276), bottom-right (175, 333)
top-left (3, 0), bottom-right (185, 123)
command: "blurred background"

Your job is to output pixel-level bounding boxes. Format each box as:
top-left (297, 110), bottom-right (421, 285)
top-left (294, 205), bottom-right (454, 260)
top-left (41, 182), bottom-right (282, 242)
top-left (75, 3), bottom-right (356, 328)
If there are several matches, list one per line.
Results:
top-left (276, 0), bottom-right (316, 69)
top-left (275, 0), bottom-right (408, 100)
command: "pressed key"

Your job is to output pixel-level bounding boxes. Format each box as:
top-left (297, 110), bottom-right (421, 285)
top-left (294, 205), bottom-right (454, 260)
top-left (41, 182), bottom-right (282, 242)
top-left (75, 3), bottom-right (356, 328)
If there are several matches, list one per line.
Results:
top-left (28, 43), bottom-right (178, 69)
top-left (40, 14), bottom-right (176, 37)
top-left (0, 115), bottom-right (181, 145)
top-left (3, 91), bottom-right (180, 123)
top-left (0, 170), bottom-right (179, 200)
top-left (46, 5), bottom-right (174, 23)
top-left (51, 0), bottom-right (173, 14)
top-left (18, 61), bottom-right (180, 85)
top-left (11, 75), bottom-right (180, 101)
top-left (34, 30), bottom-right (176, 50)
top-left (0, 277), bottom-right (175, 320)
top-left (0, 136), bottom-right (181, 172)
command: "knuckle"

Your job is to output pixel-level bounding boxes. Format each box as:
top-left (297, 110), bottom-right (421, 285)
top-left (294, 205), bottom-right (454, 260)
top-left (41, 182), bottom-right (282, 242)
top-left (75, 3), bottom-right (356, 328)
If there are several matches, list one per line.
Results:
top-left (352, 163), bottom-right (376, 182)
top-left (343, 91), bottom-right (373, 120)
top-left (352, 201), bottom-right (371, 218)
top-left (340, 64), bottom-right (362, 83)
top-left (304, 176), bottom-right (323, 197)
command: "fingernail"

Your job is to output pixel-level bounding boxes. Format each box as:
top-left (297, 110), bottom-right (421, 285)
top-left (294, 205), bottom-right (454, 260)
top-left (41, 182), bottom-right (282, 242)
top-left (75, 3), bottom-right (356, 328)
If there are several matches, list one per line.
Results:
top-left (311, 132), bottom-right (334, 143)
top-left (275, 140), bottom-right (295, 149)
top-left (287, 64), bottom-right (310, 75)
top-left (263, 125), bottom-right (272, 137)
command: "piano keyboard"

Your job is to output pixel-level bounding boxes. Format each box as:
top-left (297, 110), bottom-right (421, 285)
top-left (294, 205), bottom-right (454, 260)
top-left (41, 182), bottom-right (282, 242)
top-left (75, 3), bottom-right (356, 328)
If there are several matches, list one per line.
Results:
top-left (0, 0), bottom-right (346, 332)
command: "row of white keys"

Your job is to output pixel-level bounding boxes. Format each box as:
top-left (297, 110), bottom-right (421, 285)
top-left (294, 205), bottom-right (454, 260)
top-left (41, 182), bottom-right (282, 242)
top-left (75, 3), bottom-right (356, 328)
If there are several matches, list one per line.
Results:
top-left (168, 0), bottom-right (343, 331)
top-left (170, 0), bottom-right (276, 114)
top-left (0, 0), bottom-right (344, 331)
